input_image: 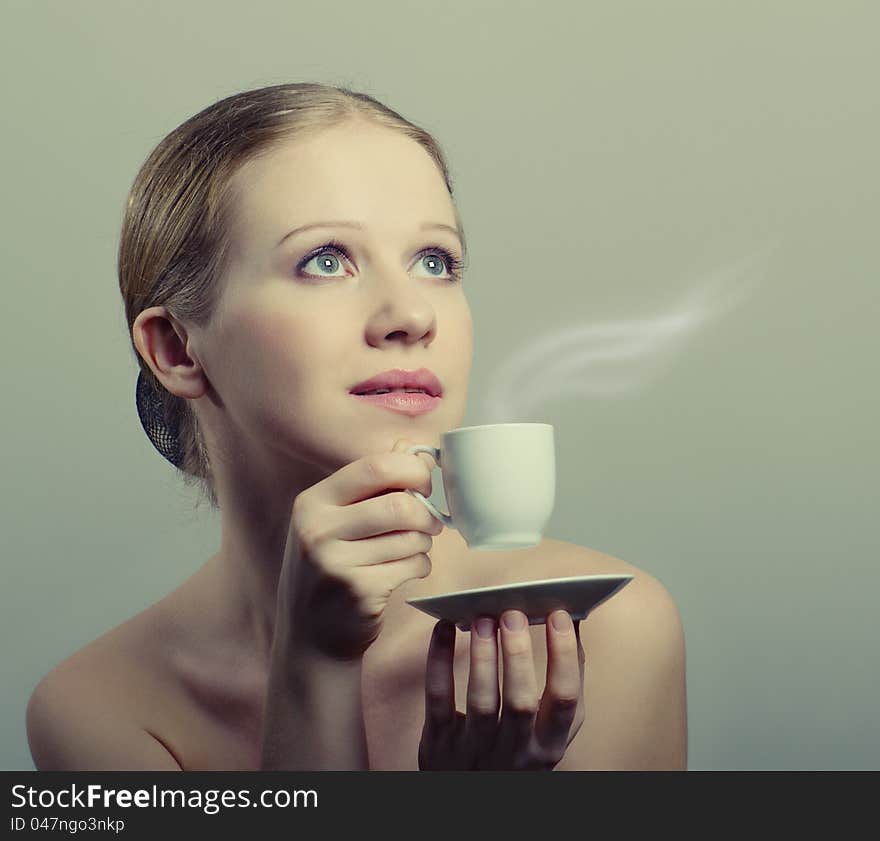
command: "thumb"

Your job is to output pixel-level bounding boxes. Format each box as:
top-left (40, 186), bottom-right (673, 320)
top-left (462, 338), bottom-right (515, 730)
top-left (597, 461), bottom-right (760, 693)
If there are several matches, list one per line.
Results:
top-left (393, 437), bottom-right (428, 459)
top-left (393, 437), bottom-right (437, 484)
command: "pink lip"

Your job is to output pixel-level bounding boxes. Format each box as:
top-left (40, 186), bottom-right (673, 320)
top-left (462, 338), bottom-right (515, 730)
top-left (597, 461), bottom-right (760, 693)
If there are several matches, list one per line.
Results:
top-left (351, 391), bottom-right (442, 416)
top-left (349, 367), bottom-right (443, 397)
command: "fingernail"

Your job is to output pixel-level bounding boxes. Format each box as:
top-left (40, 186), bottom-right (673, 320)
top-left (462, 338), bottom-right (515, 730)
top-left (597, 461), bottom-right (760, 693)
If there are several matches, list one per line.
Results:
top-left (503, 611), bottom-right (526, 631)
top-left (551, 610), bottom-right (572, 633)
top-left (475, 617), bottom-right (494, 638)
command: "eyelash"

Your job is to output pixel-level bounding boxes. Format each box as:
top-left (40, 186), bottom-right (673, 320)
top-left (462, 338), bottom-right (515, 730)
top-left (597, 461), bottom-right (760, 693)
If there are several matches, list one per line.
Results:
top-left (296, 239), bottom-right (465, 283)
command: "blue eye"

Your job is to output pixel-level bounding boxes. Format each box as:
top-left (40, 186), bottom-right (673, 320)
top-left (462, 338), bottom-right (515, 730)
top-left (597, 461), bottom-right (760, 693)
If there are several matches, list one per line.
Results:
top-left (296, 239), bottom-right (465, 283)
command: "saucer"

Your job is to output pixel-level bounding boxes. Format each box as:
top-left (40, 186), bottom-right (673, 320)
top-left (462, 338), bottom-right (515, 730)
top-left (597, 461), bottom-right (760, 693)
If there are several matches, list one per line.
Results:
top-left (406, 574), bottom-right (635, 631)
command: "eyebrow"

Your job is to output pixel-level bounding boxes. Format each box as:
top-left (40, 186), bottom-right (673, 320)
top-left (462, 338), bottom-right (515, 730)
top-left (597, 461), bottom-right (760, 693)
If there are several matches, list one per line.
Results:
top-left (276, 220), bottom-right (464, 251)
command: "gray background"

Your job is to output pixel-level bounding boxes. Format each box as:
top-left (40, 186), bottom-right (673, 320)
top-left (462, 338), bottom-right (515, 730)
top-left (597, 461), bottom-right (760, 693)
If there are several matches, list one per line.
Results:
top-left (2, 0), bottom-right (877, 770)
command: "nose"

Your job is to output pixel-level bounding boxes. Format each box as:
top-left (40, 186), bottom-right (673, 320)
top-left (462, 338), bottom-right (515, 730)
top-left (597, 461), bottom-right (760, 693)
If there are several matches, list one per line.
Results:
top-left (364, 292), bottom-right (437, 347)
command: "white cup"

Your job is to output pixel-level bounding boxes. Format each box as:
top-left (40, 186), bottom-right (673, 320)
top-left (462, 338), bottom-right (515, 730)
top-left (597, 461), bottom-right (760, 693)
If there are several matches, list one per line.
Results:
top-left (406, 423), bottom-right (556, 551)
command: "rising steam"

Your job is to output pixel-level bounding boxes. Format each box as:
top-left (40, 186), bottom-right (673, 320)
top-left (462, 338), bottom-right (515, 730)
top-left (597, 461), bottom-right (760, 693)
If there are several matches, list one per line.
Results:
top-left (479, 242), bottom-right (780, 422)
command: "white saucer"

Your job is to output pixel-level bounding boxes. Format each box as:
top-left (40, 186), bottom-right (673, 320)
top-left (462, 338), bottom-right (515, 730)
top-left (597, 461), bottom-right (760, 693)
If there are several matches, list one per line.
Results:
top-left (406, 574), bottom-right (635, 631)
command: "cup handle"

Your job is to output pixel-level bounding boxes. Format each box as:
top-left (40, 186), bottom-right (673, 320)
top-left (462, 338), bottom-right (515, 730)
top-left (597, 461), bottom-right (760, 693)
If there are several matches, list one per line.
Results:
top-left (405, 445), bottom-right (455, 527)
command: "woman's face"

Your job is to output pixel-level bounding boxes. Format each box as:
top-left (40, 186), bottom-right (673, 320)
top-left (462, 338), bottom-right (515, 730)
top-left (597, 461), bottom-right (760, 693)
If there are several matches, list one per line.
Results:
top-left (189, 120), bottom-right (473, 478)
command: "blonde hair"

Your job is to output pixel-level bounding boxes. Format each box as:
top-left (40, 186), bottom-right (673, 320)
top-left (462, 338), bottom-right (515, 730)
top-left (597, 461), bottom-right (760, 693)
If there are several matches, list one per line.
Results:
top-left (118, 82), bottom-right (468, 511)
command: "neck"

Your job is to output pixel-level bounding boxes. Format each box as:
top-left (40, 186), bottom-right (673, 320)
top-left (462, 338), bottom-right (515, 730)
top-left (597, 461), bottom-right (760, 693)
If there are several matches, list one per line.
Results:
top-left (202, 485), bottom-right (467, 670)
top-left (203, 513), bottom-right (468, 669)
top-left (186, 419), bottom-right (467, 666)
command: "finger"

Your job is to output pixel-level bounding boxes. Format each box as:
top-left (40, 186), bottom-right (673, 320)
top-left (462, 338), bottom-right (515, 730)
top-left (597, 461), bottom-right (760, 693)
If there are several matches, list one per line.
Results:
top-left (574, 619), bottom-right (586, 683)
top-left (423, 620), bottom-right (457, 732)
top-left (572, 619), bottom-right (586, 727)
top-left (464, 616), bottom-right (500, 762)
top-left (393, 437), bottom-right (437, 476)
top-left (307, 443), bottom-right (433, 512)
top-left (337, 492), bottom-right (441, 549)
top-left (337, 526), bottom-right (436, 569)
top-left (494, 610), bottom-right (539, 765)
top-left (354, 553), bottom-right (434, 604)
top-left (534, 610), bottom-right (582, 758)
top-left (318, 486), bottom-right (441, 570)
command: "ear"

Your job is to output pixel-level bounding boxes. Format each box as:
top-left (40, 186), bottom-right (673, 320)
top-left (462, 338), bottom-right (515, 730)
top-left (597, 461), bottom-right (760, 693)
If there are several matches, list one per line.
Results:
top-left (132, 306), bottom-right (208, 400)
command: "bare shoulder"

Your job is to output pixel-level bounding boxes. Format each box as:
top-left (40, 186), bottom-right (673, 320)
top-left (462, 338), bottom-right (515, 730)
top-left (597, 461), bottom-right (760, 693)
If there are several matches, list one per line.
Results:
top-left (539, 535), bottom-right (644, 576)
top-left (539, 538), bottom-right (688, 770)
top-left (539, 537), bottom-right (682, 623)
top-left (29, 600), bottom-right (180, 729)
top-left (26, 604), bottom-right (185, 770)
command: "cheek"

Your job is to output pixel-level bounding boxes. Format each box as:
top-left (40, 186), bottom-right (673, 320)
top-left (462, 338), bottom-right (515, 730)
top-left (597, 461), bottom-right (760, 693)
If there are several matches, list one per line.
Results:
top-left (223, 314), bottom-right (287, 374)
top-left (221, 297), bottom-right (311, 364)
top-left (214, 301), bottom-right (348, 403)
top-left (213, 310), bottom-right (317, 439)
top-left (452, 304), bottom-right (474, 370)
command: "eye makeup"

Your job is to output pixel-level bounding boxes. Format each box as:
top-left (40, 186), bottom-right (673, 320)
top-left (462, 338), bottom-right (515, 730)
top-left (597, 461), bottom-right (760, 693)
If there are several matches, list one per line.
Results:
top-left (295, 238), bottom-right (466, 283)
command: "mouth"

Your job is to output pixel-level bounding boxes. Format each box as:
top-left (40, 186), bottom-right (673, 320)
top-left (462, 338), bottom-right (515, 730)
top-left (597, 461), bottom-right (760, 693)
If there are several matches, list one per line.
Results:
top-left (349, 367), bottom-right (443, 398)
top-left (351, 389), bottom-right (442, 417)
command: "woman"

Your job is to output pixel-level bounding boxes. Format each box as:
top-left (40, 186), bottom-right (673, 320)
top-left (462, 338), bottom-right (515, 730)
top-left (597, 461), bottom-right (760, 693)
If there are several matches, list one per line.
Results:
top-left (26, 82), bottom-right (687, 770)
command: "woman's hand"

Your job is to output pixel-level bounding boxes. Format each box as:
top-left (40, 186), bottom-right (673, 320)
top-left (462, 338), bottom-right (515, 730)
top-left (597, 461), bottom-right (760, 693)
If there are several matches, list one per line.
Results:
top-left (418, 609), bottom-right (586, 770)
top-left (279, 438), bottom-right (442, 661)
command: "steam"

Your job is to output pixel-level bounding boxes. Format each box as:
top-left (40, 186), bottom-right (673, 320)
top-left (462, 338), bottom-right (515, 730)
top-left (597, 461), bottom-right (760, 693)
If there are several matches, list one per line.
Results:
top-left (479, 241), bottom-right (780, 422)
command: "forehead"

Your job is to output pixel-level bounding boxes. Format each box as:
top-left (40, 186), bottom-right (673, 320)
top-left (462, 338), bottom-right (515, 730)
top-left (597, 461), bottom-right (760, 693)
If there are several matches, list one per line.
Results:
top-left (228, 123), bottom-right (455, 255)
